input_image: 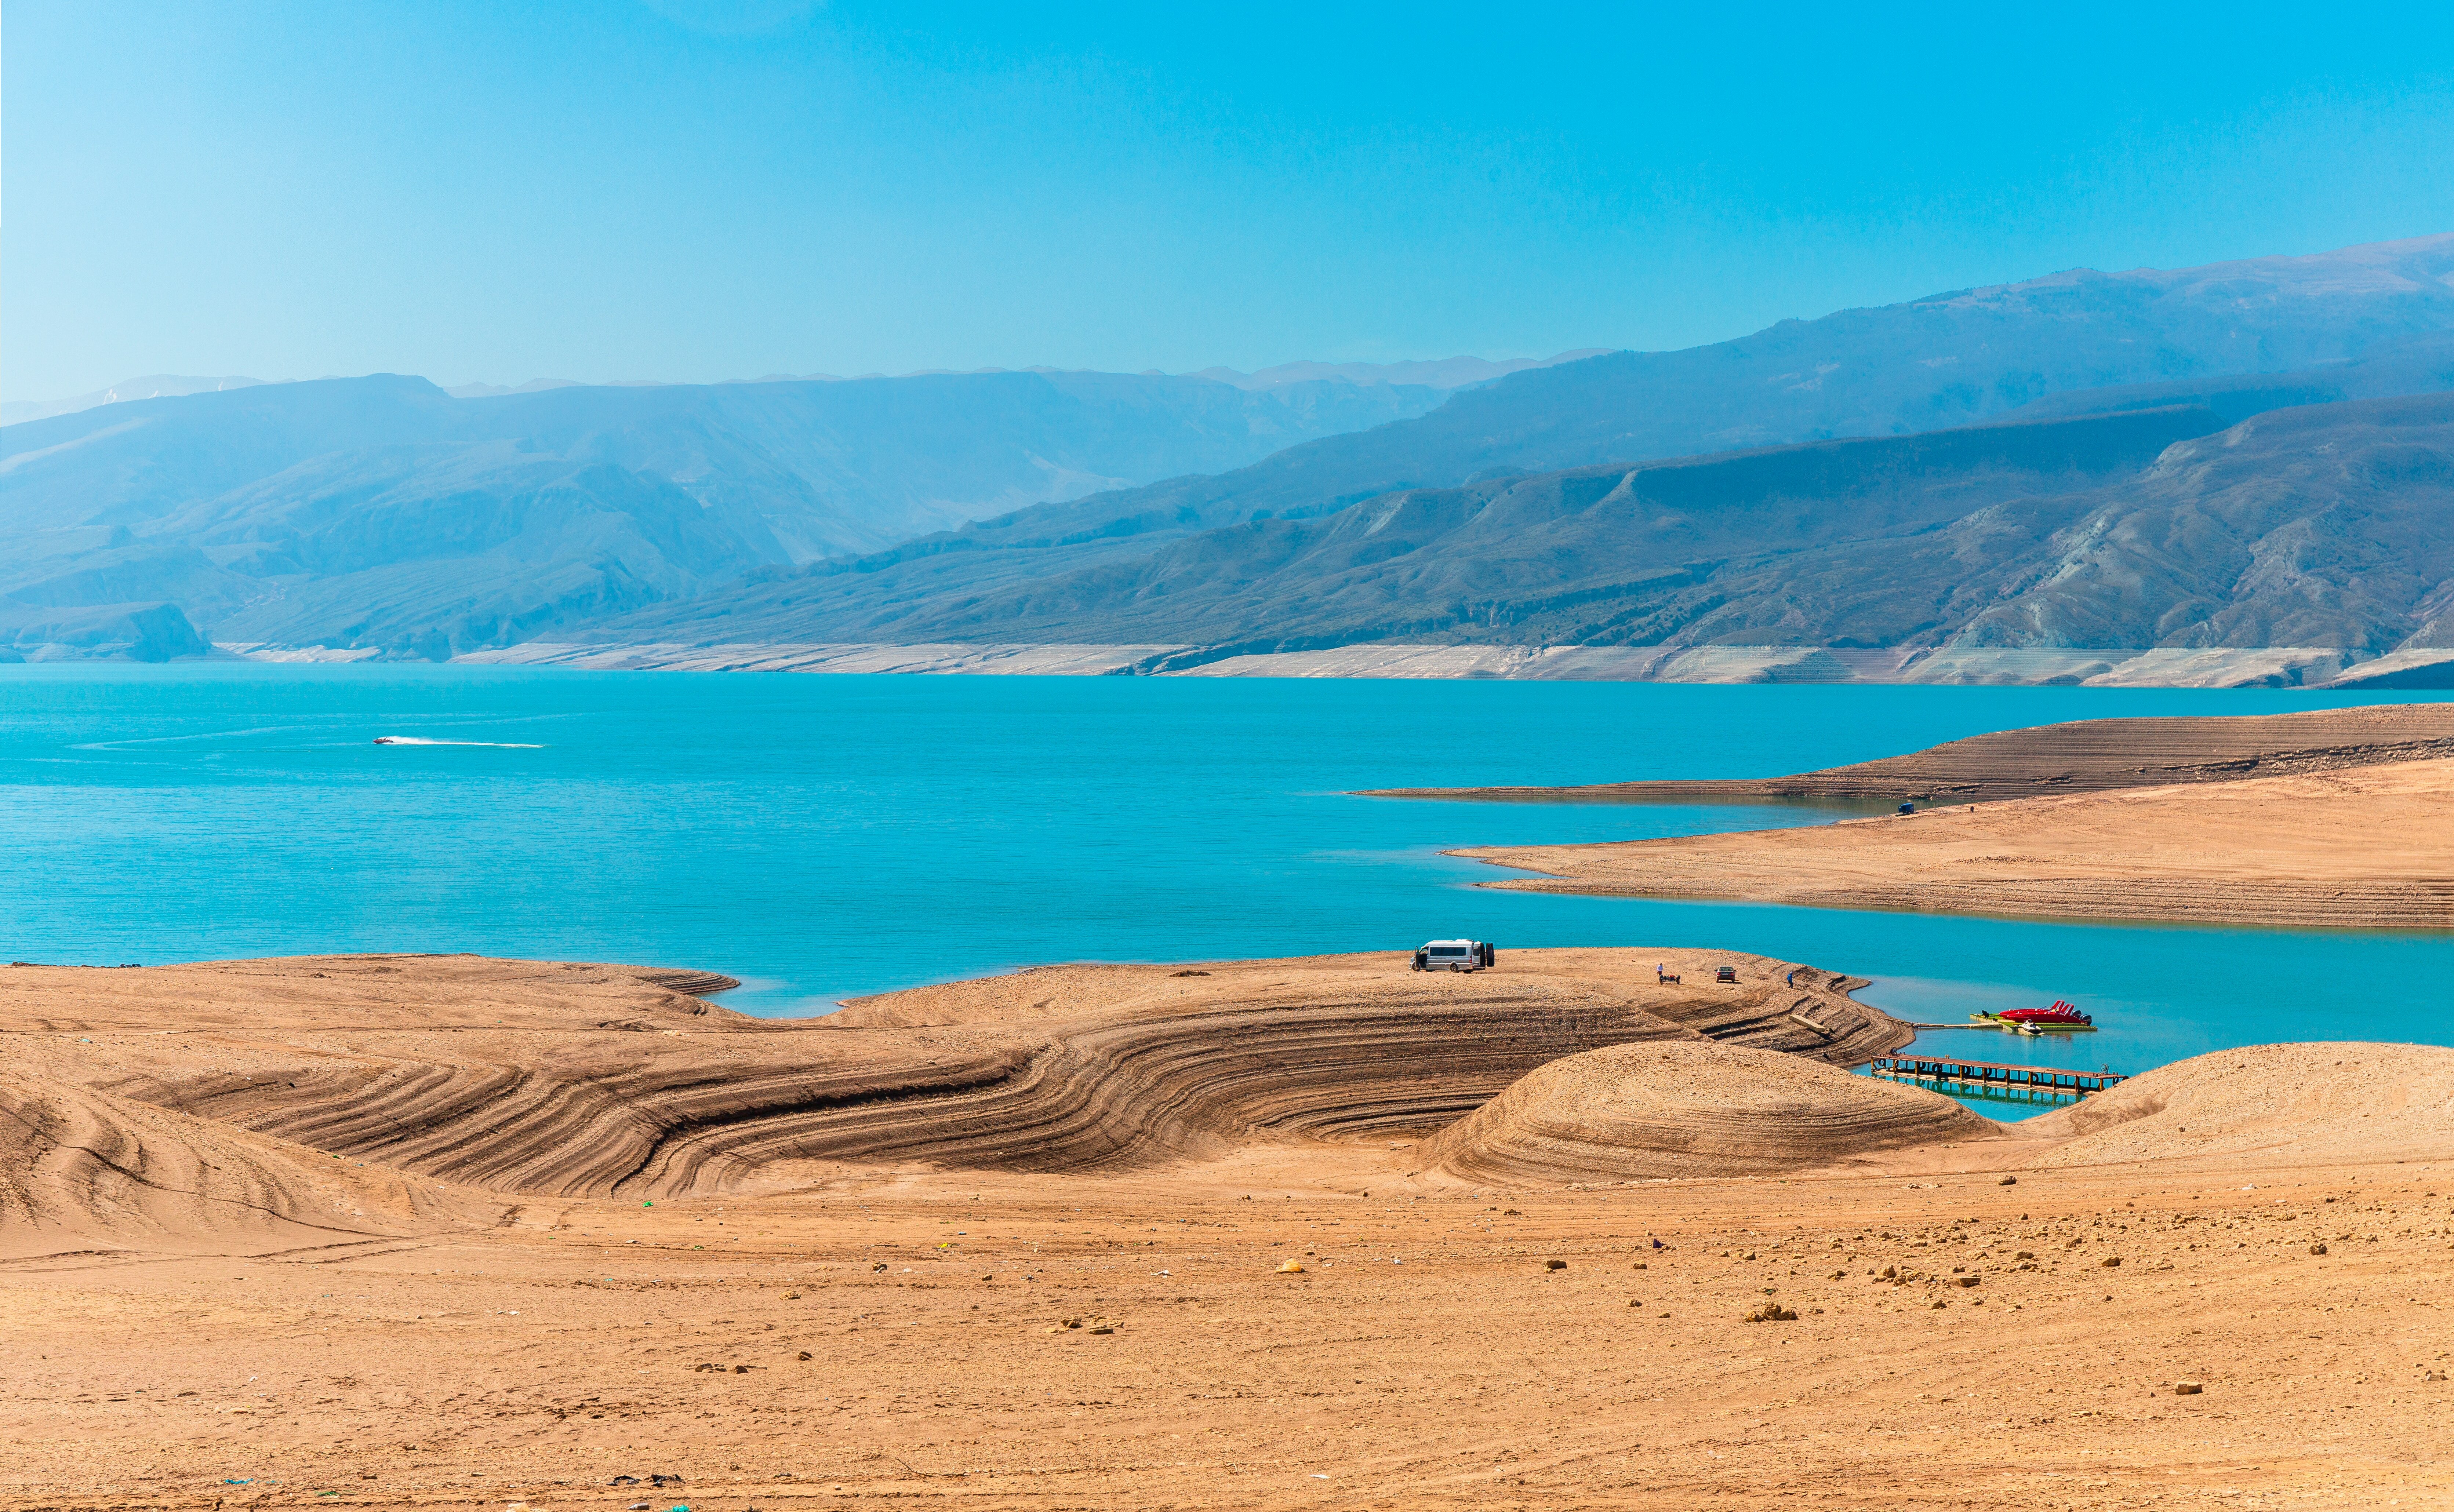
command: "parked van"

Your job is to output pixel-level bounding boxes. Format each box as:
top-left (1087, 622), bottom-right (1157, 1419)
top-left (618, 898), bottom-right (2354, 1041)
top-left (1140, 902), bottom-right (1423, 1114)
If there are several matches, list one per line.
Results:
top-left (1413, 939), bottom-right (1496, 972)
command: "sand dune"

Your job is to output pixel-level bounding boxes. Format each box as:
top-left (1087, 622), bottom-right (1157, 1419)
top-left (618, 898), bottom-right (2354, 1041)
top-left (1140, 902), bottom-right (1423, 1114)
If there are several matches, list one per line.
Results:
top-left (1373, 700), bottom-right (2454, 805)
top-left (1424, 1040), bottom-right (2000, 1184)
top-left (1462, 756), bottom-right (2454, 929)
top-left (0, 1067), bottom-right (498, 1261)
top-left (2023, 1041), bottom-right (2454, 1167)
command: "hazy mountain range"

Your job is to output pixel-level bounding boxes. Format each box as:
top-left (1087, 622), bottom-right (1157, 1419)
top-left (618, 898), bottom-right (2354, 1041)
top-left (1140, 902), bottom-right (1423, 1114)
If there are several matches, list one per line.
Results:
top-left (8, 351), bottom-right (1571, 419)
top-left (0, 374), bottom-right (272, 427)
top-left (7, 234), bottom-right (2454, 670)
top-left (0, 367), bottom-right (1455, 657)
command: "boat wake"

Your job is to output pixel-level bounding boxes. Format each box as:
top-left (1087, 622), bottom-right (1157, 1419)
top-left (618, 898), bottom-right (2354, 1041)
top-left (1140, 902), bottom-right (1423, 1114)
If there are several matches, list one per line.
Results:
top-left (371, 736), bottom-right (544, 748)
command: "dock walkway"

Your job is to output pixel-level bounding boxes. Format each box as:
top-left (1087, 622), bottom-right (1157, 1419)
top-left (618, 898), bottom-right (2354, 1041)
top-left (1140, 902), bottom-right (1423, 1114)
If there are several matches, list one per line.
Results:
top-left (1869, 1053), bottom-right (2126, 1104)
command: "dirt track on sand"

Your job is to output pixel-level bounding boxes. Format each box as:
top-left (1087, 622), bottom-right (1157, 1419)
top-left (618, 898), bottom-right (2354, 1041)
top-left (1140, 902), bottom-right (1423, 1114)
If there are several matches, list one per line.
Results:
top-left (1461, 755), bottom-right (2454, 929)
top-left (1369, 700), bottom-right (2454, 805)
top-left (9, 957), bottom-right (2454, 1509)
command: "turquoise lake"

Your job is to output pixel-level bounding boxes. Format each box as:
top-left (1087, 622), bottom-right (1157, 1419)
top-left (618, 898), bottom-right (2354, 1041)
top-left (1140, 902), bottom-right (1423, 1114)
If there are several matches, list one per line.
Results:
top-left (4, 664), bottom-right (2448, 1119)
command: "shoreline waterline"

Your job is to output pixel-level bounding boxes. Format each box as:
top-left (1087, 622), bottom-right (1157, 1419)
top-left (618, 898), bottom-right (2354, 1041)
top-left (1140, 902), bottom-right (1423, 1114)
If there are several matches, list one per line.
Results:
top-left (4, 663), bottom-right (2449, 1111)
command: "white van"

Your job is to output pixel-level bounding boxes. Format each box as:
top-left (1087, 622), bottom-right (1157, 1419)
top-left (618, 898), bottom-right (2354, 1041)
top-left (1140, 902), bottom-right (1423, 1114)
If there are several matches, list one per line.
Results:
top-left (1412, 939), bottom-right (1496, 972)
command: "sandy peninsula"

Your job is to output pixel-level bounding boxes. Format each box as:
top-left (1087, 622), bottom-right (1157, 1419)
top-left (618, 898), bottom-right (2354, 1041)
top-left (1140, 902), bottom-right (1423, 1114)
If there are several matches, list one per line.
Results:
top-left (1459, 754), bottom-right (2454, 929)
top-left (6, 952), bottom-right (2454, 1509)
top-left (1370, 701), bottom-right (2454, 805)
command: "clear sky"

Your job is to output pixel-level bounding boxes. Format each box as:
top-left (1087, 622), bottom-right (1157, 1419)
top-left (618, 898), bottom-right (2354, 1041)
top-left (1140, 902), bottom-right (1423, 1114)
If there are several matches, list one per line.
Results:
top-left (7, 1), bottom-right (2454, 400)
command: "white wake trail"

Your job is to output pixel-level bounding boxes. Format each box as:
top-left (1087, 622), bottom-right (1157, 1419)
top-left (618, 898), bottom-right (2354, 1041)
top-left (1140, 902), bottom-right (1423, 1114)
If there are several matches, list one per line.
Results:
top-left (371, 737), bottom-right (545, 748)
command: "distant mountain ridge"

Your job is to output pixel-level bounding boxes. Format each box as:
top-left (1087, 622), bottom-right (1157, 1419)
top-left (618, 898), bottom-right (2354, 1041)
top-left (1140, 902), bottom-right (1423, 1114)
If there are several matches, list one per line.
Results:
top-left (10, 233), bottom-right (2454, 668)
top-left (566, 391), bottom-right (2454, 687)
top-left (1186, 352), bottom-right (1610, 391)
top-left (0, 368), bottom-right (1446, 657)
top-left (578, 236), bottom-right (2454, 657)
top-left (0, 375), bottom-right (269, 426)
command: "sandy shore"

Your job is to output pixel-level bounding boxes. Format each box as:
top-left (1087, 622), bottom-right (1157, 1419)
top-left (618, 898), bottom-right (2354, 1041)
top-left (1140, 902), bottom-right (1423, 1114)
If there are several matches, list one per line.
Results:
top-left (1371, 702), bottom-right (2454, 805)
top-left (1458, 755), bottom-right (2454, 929)
top-left (8, 955), bottom-right (2454, 1508)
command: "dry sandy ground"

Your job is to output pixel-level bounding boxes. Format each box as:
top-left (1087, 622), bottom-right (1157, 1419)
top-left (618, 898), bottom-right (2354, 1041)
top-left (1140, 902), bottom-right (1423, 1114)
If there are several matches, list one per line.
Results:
top-left (8, 958), bottom-right (2454, 1510)
top-left (1371, 701), bottom-right (2454, 805)
top-left (1462, 755), bottom-right (2454, 929)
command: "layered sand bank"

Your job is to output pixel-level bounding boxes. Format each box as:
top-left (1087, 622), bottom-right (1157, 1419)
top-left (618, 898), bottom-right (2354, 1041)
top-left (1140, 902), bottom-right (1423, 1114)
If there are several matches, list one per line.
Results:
top-left (1374, 701), bottom-right (2454, 805)
top-left (10, 954), bottom-right (2454, 1509)
top-left (1462, 755), bottom-right (2454, 929)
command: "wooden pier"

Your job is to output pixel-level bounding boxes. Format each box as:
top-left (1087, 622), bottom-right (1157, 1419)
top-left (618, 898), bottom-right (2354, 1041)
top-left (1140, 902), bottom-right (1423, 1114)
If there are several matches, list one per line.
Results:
top-left (1868, 1054), bottom-right (2126, 1104)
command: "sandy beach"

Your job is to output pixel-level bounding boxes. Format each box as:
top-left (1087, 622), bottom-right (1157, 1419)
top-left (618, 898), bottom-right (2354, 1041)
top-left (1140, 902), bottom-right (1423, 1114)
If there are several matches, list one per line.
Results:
top-left (1459, 754), bottom-right (2454, 929)
top-left (7, 954), bottom-right (2454, 1509)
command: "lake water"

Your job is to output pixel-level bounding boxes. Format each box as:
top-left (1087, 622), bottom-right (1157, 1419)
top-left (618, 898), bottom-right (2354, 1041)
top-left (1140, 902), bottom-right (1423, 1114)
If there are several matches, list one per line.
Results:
top-left (4, 664), bottom-right (2447, 1119)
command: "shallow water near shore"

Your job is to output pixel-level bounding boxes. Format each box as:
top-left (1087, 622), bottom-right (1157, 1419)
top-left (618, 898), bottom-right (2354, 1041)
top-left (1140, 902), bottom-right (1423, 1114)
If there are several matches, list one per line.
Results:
top-left (3, 663), bottom-right (2448, 1120)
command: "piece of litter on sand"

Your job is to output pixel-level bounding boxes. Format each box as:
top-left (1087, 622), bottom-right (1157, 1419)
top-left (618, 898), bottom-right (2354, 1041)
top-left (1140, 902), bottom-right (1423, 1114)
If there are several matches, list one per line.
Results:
top-left (1309, 1473), bottom-right (1330, 1479)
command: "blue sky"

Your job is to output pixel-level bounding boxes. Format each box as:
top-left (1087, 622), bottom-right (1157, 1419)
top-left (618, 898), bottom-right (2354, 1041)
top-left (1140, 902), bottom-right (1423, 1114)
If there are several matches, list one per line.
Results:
top-left (7, 1), bottom-right (2453, 399)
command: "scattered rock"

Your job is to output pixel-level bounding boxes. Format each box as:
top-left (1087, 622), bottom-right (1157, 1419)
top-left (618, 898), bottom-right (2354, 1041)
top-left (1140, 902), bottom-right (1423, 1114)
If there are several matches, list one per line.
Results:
top-left (2175, 1381), bottom-right (2203, 1395)
top-left (1743, 1302), bottom-right (1797, 1323)
top-left (1544, 1260), bottom-right (1567, 1271)
top-left (1089, 1325), bottom-right (1115, 1335)
top-left (1955, 1275), bottom-right (1981, 1288)
top-left (1998, 1176), bottom-right (2017, 1185)
top-left (2101, 1256), bottom-right (2123, 1268)
top-left (1276, 1260), bottom-right (1305, 1274)
top-left (1170, 970), bottom-right (1211, 977)
top-left (797, 1351), bottom-right (812, 1361)
top-left (2311, 1242), bottom-right (2330, 1256)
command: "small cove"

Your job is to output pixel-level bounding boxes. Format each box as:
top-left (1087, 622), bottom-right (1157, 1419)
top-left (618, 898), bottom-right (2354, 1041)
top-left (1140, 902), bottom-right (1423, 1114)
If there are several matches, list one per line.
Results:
top-left (3, 663), bottom-right (2446, 1120)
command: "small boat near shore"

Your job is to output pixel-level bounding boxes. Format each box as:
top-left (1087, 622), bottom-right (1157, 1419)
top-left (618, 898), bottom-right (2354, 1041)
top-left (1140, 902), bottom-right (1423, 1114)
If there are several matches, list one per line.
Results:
top-left (1971, 999), bottom-right (2096, 1032)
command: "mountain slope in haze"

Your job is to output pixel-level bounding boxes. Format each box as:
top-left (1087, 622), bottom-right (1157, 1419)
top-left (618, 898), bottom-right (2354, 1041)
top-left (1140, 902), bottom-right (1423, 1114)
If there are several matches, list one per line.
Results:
top-left (580, 394), bottom-right (2454, 672)
top-left (0, 368), bottom-right (1444, 657)
top-left (586, 234), bottom-right (2454, 651)
top-left (0, 374), bottom-right (269, 426)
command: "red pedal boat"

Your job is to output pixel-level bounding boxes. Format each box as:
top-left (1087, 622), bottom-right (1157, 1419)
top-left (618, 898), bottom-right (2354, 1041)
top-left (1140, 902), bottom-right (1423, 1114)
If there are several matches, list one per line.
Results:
top-left (1996, 999), bottom-right (2094, 1029)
